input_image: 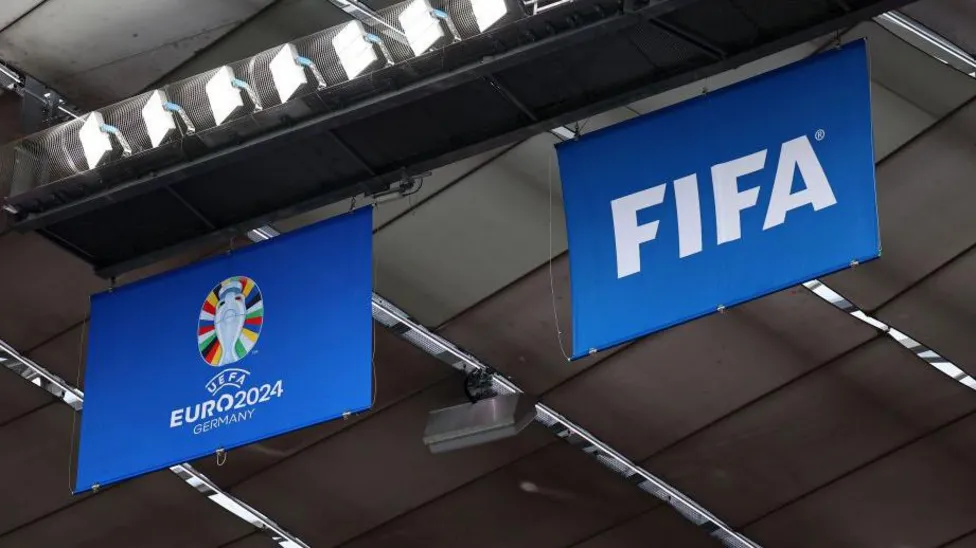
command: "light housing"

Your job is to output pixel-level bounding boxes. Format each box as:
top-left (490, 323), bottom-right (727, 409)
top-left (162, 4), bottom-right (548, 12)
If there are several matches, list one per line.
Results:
top-left (78, 112), bottom-right (113, 169)
top-left (269, 44), bottom-right (309, 103)
top-left (398, 0), bottom-right (445, 57)
top-left (423, 393), bottom-right (537, 453)
top-left (333, 21), bottom-right (379, 80)
top-left (205, 66), bottom-right (245, 125)
top-left (141, 90), bottom-right (177, 148)
top-left (471, 0), bottom-right (508, 32)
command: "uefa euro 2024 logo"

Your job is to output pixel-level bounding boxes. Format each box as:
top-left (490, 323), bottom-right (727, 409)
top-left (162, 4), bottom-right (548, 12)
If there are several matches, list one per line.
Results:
top-left (169, 276), bottom-right (282, 434)
top-left (198, 276), bottom-right (263, 394)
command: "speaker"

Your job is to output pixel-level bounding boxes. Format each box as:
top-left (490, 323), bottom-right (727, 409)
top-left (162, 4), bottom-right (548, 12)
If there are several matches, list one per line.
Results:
top-left (423, 393), bottom-right (537, 453)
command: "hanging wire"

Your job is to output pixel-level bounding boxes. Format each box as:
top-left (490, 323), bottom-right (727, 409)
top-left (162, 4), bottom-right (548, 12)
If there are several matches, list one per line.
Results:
top-left (370, 204), bottom-right (378, 407)
top-left (548, 147), bottom-right (571, 362)
top-left (67, 318), bottom-right (88, 494)
top-left (371, 313), bottom-right (378, 407)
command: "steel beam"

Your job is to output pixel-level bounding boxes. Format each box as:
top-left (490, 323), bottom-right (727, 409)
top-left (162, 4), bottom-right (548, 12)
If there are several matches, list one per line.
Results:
top-left (0, 339), bottom-right (311, 548)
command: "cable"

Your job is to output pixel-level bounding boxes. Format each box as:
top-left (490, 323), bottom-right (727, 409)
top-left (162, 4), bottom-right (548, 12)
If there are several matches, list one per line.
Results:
top-left (67, 317), bottom-right (88, 494)
top-left (548, 147), bottom-right (571, 361)
top-left (370, 212), bottom-right (378, 408)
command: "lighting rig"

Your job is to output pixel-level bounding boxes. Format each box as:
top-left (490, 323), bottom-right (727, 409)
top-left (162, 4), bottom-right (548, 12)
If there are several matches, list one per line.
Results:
top-left (10, 0), bottom-right (515, 173)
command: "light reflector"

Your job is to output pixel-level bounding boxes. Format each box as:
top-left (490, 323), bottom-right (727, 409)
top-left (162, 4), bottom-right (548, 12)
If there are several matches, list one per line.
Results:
top-left (333, 21), bottom-right (378, 80)
top-left (78, 112), bottom-right (112, 169)
top-left (269, 43), bottom-right (308, 102)
top-left (205, 66), bottom-right (245, 125)
top-left (398, 0), bottom-right (445, 57)
top-left (141, 90), bottom-right (177, 148)
top-left (472, 0), bottom-right (507, 32)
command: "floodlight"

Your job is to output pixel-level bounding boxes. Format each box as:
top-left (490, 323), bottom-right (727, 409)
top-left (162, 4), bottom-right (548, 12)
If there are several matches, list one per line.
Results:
top-left (142, 90), bottom-right (177, 147)
top-left (206, 67), bottom-right (244, 125)
top-left (398, 0), bottom-right (446, 57)
top-left (142, 90), bottom-right (196, 147)
top-left (205, 66), bottom-right (263, 126)
top-left (471, 0), bottom-right (508, 32)
top-left (334, 21), bottom-right (383, 80)
top-left (78, 112), bottom-right (133, 169)
top-left (78, 113), bottom-right (113, 169)
top-left (269, 44), bottom-right (325, 103)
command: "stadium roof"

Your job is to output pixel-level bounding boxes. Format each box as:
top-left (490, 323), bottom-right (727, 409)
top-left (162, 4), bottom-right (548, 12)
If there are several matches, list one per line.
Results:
top-left (3, 0), bottom-right (976, 547)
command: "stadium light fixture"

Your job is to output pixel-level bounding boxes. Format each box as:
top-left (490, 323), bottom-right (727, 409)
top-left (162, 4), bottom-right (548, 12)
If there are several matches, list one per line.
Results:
top-left (398, 0), bottom-right (460, 57)
top-left (206, 67), bottom-right (243, 125)
top-left (142, 90), bottom-right (196, 147)
top-left (269, 44), bottom-right (308, 102)
top-left (269, 44), bottom-right (327, 103)
top-left (142, 90), bottom-right (177, 147)
top-left (206, 66), bottom-right (263, 126)
top-left (333, 20), bottom-right (394, 80)
top-left (471, 0), bottom-right (508, 32)
top-left (79, 113), bottom-right (112, 169)
top-left (79, 112), bottom-right (132, 169)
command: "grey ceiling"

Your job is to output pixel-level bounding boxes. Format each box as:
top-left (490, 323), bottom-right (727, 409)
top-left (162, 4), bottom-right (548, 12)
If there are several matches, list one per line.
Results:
top-left (3, 0), bottom-right (976, 546)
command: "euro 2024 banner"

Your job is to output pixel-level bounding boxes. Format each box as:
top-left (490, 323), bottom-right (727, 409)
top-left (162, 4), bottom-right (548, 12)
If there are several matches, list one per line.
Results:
top-left (75, 208), bottom-right (373, 493)
top-left (556, 40), bottom-right (879, 359)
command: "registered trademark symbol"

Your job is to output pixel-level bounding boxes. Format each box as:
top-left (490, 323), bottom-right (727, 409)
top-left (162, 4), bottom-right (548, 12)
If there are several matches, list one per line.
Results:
top-left (814, 129), bottom-right (826, 141)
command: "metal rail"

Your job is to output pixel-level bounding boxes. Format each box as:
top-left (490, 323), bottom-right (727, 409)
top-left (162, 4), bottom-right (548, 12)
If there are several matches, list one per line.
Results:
top-left (875, 11), bottom-right (976, 74)
top-left (803, 280), bottom-right (975, 389)
top-left (0, 339), bottom-right (310, 547)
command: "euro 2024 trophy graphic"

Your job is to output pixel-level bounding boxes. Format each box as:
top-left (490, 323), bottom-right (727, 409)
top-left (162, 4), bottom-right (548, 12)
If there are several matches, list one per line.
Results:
top-left (198, 277), bottom-right (264, 394)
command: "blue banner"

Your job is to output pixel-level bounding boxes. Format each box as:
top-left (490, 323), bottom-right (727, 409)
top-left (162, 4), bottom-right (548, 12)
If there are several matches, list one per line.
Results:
top-left (557, 41), bottom-right (879, 359)
top-left (75, 208), bottom-right (373, 492)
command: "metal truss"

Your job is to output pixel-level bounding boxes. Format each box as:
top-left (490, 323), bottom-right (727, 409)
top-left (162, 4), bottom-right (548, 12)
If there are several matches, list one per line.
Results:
top-left (805, 280), bottom-right (975, 389)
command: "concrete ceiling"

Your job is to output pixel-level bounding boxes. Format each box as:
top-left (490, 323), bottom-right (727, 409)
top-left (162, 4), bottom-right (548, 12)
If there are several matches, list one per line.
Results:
top-left (3, 0), bottom-right (976, 546)
top-left (0, 0), bottom-right (276, 108)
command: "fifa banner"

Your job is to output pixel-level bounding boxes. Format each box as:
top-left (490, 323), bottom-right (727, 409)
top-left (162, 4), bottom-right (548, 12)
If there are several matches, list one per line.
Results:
top-left (556, 40), bottom-right (879, 359)
top-left (75, 208), bottom-right (373, 492)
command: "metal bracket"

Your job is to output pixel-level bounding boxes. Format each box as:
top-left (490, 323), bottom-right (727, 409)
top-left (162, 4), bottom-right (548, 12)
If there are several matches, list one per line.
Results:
top-left (464, 367), bottom-right (497, 402)
top-left (0, 61), bottom-right (79, 131)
